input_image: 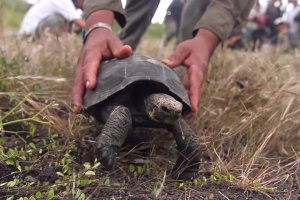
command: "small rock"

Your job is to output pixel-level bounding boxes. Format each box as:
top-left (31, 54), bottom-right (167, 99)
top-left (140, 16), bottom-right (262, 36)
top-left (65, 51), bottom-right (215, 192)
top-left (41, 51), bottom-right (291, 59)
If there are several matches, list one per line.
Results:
top-left (0, 161), bottom-right (12, 181)
top-left (38, 167), bottom-right (58, 183)
top-left (24, 175), bottom-right (37, 182)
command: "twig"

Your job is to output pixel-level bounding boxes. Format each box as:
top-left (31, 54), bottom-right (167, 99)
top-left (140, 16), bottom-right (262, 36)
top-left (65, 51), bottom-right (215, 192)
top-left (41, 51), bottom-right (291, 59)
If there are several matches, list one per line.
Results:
top-left (6, 75), bottom-right (66, 83)
top-left (218, 191), bottom-right (231, 200)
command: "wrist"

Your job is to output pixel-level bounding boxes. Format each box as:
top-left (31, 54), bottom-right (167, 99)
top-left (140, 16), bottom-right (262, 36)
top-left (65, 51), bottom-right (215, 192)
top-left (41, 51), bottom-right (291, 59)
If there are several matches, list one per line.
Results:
top-left (86, 10), bottom-right (114, 28)
top-left (83, 22), bottom-right (112, 44)
top-left (83, 10), bottom-right (114, 44)
top-left (195, 29), bottom-right (220, 60)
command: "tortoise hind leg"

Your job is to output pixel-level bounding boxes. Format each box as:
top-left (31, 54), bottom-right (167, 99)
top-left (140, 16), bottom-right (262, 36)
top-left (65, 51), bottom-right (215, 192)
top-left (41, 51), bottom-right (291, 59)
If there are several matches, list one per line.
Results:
top-left (96, 105), bottom-right (132, 170)
top-left (167, 118), bottom-right (201, 180)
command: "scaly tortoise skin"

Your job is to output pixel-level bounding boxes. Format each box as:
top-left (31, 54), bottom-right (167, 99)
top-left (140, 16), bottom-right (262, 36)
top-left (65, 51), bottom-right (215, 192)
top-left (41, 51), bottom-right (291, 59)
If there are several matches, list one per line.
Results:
top-left (84, 55), bottom-right (201, 180)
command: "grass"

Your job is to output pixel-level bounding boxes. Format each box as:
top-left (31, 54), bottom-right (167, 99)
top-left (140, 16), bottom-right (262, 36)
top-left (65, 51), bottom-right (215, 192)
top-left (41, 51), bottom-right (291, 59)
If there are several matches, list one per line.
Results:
top-left (0, 0), bottom-right (30, 30)
top-left (0, 10), bottom-right (300, 199)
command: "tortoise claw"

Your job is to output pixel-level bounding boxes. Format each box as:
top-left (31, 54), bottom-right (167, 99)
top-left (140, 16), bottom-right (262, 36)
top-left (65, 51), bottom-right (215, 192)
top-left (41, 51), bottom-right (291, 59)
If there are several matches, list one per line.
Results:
top-left (171, 169), bottom-right (200, 181)
top-left (98, 146), bottom-right (118, 170)
top-left (171, 152), bottom-right (201, 181)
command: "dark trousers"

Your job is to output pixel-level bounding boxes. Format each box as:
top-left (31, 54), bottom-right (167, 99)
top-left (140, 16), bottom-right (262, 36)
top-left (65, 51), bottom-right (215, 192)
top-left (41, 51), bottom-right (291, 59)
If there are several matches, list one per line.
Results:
top-left (119, 0), bottom-right (211, 50)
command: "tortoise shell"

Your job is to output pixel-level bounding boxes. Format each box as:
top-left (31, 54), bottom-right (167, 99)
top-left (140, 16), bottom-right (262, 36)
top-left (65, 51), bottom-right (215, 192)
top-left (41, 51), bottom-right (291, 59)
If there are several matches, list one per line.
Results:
top-left (83, 55), bottom-right (191, 115)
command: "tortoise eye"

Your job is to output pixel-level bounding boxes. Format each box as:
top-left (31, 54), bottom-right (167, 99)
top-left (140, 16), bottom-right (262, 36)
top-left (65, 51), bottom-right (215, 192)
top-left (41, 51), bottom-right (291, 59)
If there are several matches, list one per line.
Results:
top-left (161, 106), bottom-right (170, 112)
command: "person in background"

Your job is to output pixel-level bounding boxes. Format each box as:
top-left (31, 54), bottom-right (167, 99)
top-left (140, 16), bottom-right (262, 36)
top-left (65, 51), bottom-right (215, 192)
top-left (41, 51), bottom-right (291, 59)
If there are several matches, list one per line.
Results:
top-left (119, 0), bottom-right (211, 51)
top-left (274, 18), bottom-right (290, 52)
top-left (265, 0), bottom-right (282, 45)
top-left (161, 0), bottom-right (185, 48)
top-left (244, 0), bottom-right (267, 51)
top-left (72, 0), bottom-right (254, 114)
top-left (176, 0), bottom-right (211, 44)
top-left (285, 0), bottom-right (300, 49)
top-left (19, 0), bottom-right (85, 37)
top-left (118, 0), bottom-right (160, 50)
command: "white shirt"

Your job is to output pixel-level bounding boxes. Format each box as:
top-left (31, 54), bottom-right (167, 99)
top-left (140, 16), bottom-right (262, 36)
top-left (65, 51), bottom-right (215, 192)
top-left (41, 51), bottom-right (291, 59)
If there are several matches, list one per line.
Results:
top-left (285, 6), bottom-right (300, 34)
top-left (19, 0), bottom-right (81, 35)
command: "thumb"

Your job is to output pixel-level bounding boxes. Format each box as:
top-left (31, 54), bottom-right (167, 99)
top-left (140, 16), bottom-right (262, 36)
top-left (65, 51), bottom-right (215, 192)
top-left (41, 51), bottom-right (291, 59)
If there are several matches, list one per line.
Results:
top-left (114, 45), bottom-right (132, 59)
top-left (108, 37), bottom-right (132, 59)
top-left (162, 45), bottom-right (189, 68)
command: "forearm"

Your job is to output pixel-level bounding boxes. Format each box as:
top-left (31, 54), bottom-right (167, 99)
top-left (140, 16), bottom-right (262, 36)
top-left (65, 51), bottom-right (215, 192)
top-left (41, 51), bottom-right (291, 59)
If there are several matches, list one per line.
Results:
top-left (194, 29), bottom-right (220, 61)
top-left (85, 10), bottom-right (114, 27)
top-left (194, 0), bottom-right (254, 42)
top-left (73, 19), bottom-right (86, 29)
top-left (83, 0), bottom-right (125, 27)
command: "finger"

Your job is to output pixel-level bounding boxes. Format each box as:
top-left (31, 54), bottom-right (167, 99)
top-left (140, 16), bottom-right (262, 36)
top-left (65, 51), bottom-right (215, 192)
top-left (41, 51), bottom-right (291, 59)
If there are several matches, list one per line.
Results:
top-left (115, 45), bottom-right (132, 58)
top-left (108, 38), bottom-right (132, 59)
top-left (188, 65), bottom-right (203, 112)
top-left (183, 112), bottom-right (194, 120)
top-left (72, 58), bottom-right (85, 114)
top-left (182, 73), bottom-right (190, 90)
top-left (162, 45), bottom-right (190, 68)
top-left (107, 155), bottom-right (116, 170)
top-left (82, 50), bottom-right (102, 90)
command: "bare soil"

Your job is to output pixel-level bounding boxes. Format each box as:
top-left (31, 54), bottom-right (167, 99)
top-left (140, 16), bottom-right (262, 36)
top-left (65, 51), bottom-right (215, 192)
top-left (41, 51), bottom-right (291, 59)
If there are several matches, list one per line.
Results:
top-left (1, 120), bottom-right (299, 200)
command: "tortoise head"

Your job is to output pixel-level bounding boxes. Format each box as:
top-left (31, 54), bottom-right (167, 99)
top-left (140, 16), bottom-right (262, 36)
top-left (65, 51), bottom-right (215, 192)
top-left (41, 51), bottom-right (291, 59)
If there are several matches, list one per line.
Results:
top-left (144, 93), bottom-right (183, 124)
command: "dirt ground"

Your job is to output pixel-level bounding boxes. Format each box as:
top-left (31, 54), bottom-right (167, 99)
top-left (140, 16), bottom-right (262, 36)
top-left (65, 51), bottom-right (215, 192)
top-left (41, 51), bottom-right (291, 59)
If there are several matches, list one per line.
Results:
top-left (1, 120), bottom-right (299, 200)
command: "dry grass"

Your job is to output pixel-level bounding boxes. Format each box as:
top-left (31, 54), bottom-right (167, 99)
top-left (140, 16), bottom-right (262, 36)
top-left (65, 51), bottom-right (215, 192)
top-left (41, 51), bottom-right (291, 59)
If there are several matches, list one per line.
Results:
top-left (1, 32), bottom-right (300, 196)
top-left (137, 40), bottom-right (300, 192)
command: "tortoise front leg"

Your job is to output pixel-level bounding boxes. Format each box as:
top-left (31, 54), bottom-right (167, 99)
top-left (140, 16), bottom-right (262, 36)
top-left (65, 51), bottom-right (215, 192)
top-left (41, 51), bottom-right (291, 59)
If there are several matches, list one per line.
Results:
top-left (167, 118), bottom-right (201, 180)
top-left (96, 105), bottom-right (132, 170)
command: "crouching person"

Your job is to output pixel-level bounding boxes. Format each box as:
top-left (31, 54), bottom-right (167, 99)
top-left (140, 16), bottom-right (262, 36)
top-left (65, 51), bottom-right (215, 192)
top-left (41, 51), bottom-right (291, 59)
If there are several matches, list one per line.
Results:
top-left (19, 0), bottom-right (85, 38)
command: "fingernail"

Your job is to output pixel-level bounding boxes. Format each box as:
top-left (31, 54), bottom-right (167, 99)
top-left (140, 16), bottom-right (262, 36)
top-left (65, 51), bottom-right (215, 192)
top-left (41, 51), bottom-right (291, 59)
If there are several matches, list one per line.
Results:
top-left (86, 81), bottom-right (90, 88)
top-left (163, 59), bottom-right (170, 63)
top-left (162, 59), bottom-right (171, 65)
top-left (73, 105), bottom-right (80, 114)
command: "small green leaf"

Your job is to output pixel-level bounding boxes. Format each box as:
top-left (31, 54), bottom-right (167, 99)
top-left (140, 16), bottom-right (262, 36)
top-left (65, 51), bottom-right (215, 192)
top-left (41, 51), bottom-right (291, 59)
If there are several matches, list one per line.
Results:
top-left (75, 189), bottom-right (82, 199)
top-left (6, 159), bottom-right (14, 165)
top-left (29, 196), bottom-right (36, 200)
top-left (137, 166), bottom-right (144, 175)
top-left (0, 182), bottom-right (7, 187)
top-left (210, 175), bottom-right (217, 183)
top-left (254, 182), bottom-right (262, 189)
top-left (29, 124), bottom-right (36, 137)
top-left (63, 166), bottom-right (70, 174)
top-left (29, 143), bottom-right (36, 150)
top-left (7, 179), bottom-right (20, 187)
top-left (104, 177), bottom-right (110, 186)
top-left (35, 191), bottom-right (43, 199)
top-left (151, 182), bottom-right (164, 199)
top-left (56, 172), bottom-right (64, 177)
top-left (7, 196), bottom-right (14, 200)
top-left (193, 179), bottom-right (199, 185)
top-left (16, 161), bottom-right (22, 171)
top-left (7, 181), bottom-right (15, 187)
top-left (84, 171), bottom-right (95, 176)
top-left (47, 189), bottom-right (55, 200)
top-left (78, 193), bottom-right (86, 200)
top-left (266, 187), bottom-right (276, 193)
top-left (228, 174), bottom-right (235, 182)
top-left (83, 162), bottom-right (91, 170)
top-left (151, 172), bottom-right (166, 199)
top-left (92, 162), bottom-right (101, 169)
top-left (61, 157), bottom-right (66, 165)
top-left (129, 164), bottom-right (135, 173)
top-left (42, 139), bottom-right (47, 146)
top-left (178, 182), bottom-right (184, 188)
top-left (78, 179), bottom-right (92, 187)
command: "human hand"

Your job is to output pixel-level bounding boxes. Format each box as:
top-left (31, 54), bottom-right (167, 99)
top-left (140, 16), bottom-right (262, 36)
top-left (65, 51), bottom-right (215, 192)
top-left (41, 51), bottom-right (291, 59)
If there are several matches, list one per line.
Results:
top-left (72, 26), bottom-right (132, 114)
top-left (162, 29), bottom-right (220, 113)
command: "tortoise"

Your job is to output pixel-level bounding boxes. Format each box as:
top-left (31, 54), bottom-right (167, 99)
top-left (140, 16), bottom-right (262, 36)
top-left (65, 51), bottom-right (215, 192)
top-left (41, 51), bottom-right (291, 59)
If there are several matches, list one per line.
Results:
top-left (83, 55), bottom-right (201, 180)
